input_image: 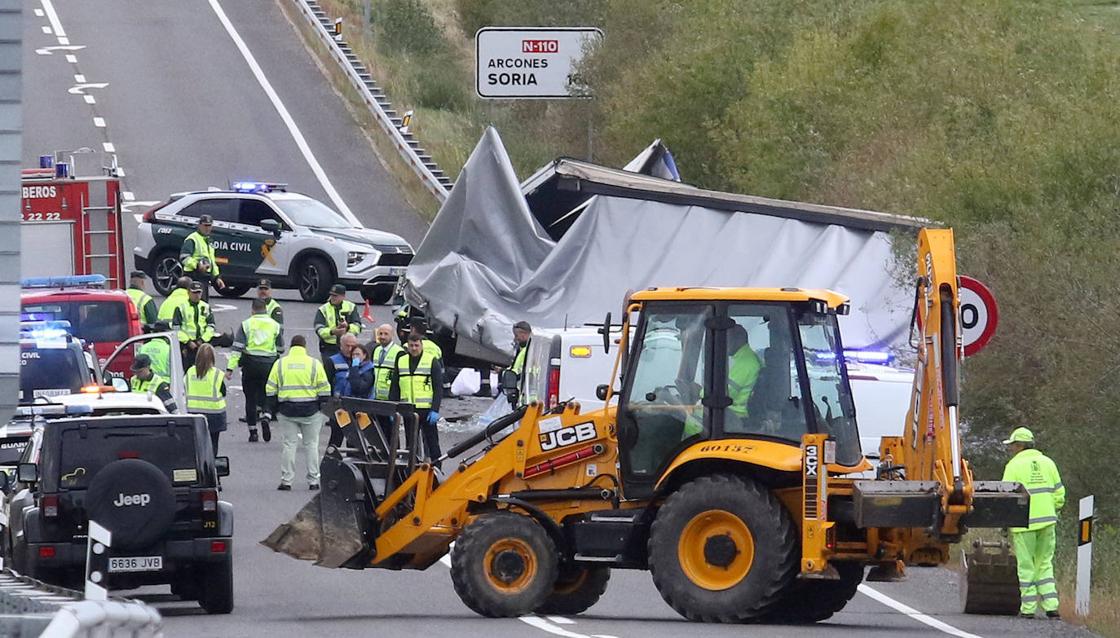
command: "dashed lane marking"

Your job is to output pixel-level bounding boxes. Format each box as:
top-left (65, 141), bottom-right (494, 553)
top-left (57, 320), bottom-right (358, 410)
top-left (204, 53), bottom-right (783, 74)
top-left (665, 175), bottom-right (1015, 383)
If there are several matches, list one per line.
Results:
top-left (858, 584), bottom-right (983, 638)
top-left (40, 0), bottom-right (67, 37)
top-left (102, 142), bottom-right (115, 153)
top-left (83, 95), bottom-right (95, 104)
top-left (58, 36), bottom-right (69, 45)
top-left (207, 0), bottom-right (361, 227)
top-left (74, 73), bottom-right (85, 83)
top-left (94, 117), bottom-right (106, 128)
top-left (121, 190), bottom-right (133, 200)
top-left (65, 54), bottom-right (77, 63)
top-left (34, 8), bottom-right (44, 17)
top-left (41, 25), bottom-right (52, 35)
top-left (211, 303), bottom-right (237, 313)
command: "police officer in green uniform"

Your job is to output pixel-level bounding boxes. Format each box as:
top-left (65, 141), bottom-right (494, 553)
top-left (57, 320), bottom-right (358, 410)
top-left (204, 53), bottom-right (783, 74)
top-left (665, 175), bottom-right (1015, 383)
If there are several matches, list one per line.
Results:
top-left (186, 343), bottom-right (227, 454)
top-left (228, 297), bottom-right (284, 443)
top-left (173, 281), bottom-right (216, 369)
top-left (265, 335), bottom-right (331, 491)
top-left (257, 279), bottom-right (283, 325)
top-left (314, 284), bottom-right (362, 361)
top-left (1002, 427), bottom-right (1065, 619)
top-left (130, 353), bottom-right (177, 413)
top-left (510, 320), bottom-right (532, 378)
top-left (390, 333), bottom-right (444, 469)
top-left (126, 271), bottom-right (158, 330)
top-left (180, 215), bottom-right (225, 302)
top-left (158, 277), bottom-right (192, 324)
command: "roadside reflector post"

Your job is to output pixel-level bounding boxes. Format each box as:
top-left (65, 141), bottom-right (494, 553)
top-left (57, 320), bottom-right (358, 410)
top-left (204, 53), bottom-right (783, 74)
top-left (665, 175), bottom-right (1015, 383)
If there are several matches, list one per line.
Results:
top-left (400, 110), bottom-right (413, 135)
top-left (333, 17), bottom-right (343, 41)
top-left (1076, 496), bottom-right (1093, 616)
top-left (85, 520), bottom-right (112, 601)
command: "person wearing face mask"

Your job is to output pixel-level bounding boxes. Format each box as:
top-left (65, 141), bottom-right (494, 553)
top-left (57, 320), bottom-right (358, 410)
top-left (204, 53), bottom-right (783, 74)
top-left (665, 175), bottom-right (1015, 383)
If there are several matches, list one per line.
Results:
top-left (334, 343), bottom-right (376, 400)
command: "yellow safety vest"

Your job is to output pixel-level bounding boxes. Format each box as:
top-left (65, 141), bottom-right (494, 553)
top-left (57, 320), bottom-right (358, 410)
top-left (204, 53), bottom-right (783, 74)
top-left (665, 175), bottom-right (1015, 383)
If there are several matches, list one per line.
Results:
top-left (158, 288), bottom-right (189, 322)
top-left (316, 300), bottom-right (359, 346)
top-left (264, 297), bottom-right (283, 324)
top-left (181, 231), bottom-right (219, 276)
top-left (727, 346), bottom-right (762, 417)
top-left (126, 288), bottom-right (154, 320)
top-left (372, 343), bottom-right (403, 400)
top-left (228, 314), bottom-right (282, 368)
top-left (131, 373), bottom-right (169, 394)
top-left (511, 342), bottom-right (528, 376)
top-left (185, 366), bottom-right (226, 413)
top-left (177, 300), bottom-right (214, 343)
top-left (138, 339), bottom-right (171, 379)
top-left (266, 346), bottom-right (331, 403)
top-left (397, 351), bottom-right (435, 409)
top-left (1002, 449), bottom-right (1065, 532)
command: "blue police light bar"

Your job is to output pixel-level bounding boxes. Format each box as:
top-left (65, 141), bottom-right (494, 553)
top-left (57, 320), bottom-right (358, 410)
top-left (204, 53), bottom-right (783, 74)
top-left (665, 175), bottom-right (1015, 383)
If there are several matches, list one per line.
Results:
top-left (230, 181), bottom-right (288, 194)
top-left (20, 274), bottom-right (107, 290)
top-left (19, 320), bottom-right (74, 345)
top-left (813, 349), bottom-right (895, 365)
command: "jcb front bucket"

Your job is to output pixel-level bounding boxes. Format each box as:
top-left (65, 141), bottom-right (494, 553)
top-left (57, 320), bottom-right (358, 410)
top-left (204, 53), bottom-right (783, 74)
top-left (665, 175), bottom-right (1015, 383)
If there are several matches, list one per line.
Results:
top-left (262, 454), bottom-right (375, 568)
top-left (960, 540), bottom-right (1020, 615)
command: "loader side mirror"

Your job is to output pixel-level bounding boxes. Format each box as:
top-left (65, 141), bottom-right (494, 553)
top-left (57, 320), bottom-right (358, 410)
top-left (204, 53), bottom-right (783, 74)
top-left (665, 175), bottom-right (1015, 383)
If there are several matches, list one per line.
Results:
top-left (599, 312), bottom-right (611, 354)
top-left (596, 384), bottom-right (609, 401)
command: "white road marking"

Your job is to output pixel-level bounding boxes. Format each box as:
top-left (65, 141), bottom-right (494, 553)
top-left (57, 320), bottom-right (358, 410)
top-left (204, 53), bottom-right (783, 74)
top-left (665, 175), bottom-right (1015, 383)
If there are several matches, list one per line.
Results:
top-left (858, 584), bottom-right (983, 638)
top-left (93, 117), bottom-right (105, 128)
top-left (69, 82), bottom-right (108, 95)
top-left (211, 303), bottom-right (237, 313)
top-left (34, 8), bottom-right (44, 17)
top-left (65, 54), bottom-right (77, 63)
top-left (547, 616), bottom-right (575, 625)
top-left (40, 0), bottom-right (66, 37)
top-left (41, 25), bottom-right (52, 35)
top-left (121, 201), bottom-right (159, 214)
top-left (74, 73), bottom-right (85, 83)
top-left (83, 95), bottom-right (95, 104)
top-left (121, 190), bottom-right (134, 201)
top-left (33, 44), bottom-right (84, 55)
top-left (102, 142), bottom-right (115, 153)
top-left (519, 616), bottom-right (601, 638)
top-left (57, 36), bottom-right (69, 45)
top-left (207, 0), bottom-right (361, 227)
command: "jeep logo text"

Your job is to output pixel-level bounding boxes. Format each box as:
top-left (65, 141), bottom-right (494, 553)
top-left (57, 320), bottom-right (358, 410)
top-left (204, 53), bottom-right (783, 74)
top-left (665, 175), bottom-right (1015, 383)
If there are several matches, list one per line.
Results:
top-left (113, 493), bottom-right (151, 507)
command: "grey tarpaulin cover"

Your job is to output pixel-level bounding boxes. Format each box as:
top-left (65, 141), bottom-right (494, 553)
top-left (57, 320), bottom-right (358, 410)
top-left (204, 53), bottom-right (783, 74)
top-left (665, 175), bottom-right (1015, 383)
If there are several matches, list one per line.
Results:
top-left (404, 128), bottom-right (926, 364)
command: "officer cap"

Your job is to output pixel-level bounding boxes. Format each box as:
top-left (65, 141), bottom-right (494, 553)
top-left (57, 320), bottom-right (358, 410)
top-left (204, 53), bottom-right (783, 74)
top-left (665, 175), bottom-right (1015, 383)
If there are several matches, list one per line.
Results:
top-left (189, 281), bottom-right (204, 293)
top-left (1002, 427), bottom-right (1034, 445)
top-left (131, 353), bottom-right (152, 372)
top-left (329, 284), bottom-right (347, 296)
top-left (198, 215), bottom-right (214, 225)
top-left (258, 278), bottom-right (272, 290)
top-left (130, 271), bottom-right (147, 280)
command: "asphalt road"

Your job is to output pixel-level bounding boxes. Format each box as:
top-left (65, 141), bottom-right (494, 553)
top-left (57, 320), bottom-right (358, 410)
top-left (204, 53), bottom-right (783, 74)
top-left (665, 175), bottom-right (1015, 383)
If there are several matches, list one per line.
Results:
top-left (20, 1), bottom-right (1099, 637)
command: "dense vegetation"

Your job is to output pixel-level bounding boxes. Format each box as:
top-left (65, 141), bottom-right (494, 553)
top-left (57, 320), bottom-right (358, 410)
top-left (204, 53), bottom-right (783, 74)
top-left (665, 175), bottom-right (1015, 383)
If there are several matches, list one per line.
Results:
top-left (318, 0), bottom-right (1120, 630)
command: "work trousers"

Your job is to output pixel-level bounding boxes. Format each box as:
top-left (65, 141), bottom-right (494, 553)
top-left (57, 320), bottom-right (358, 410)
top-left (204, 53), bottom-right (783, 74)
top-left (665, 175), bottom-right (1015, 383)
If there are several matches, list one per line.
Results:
top-left (416, 408), bottom-right (442, 468)
top-left (1013, 525), bottom-right (1058, 614)
top-left (278, 412), bottom-right (325, 487)
top-left (241, 357), bottom-right (275, 429)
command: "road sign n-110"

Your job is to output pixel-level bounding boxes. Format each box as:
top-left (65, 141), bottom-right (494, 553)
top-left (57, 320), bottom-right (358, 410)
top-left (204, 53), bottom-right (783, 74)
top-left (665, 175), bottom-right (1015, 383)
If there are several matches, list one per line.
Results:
top-left (475, 27), bottom-right (602, 99)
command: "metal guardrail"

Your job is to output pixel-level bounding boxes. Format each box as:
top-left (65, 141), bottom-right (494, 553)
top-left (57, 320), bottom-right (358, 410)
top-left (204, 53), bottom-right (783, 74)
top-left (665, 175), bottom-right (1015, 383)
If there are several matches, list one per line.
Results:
top-left (0, 571), bottom-right (161, 637)
top-left (291, 0), bottom-right (453, 202)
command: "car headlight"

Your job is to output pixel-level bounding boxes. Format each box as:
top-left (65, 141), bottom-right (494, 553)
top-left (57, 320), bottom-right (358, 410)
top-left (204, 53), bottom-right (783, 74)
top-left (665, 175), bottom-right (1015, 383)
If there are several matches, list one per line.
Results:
top-left (347, 251), bottom-right (370, 267)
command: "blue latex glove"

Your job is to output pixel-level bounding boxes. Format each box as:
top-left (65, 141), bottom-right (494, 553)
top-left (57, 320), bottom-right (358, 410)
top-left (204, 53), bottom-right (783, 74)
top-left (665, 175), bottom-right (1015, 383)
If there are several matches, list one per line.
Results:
top-left (427, 411), bottom-right (440, 425)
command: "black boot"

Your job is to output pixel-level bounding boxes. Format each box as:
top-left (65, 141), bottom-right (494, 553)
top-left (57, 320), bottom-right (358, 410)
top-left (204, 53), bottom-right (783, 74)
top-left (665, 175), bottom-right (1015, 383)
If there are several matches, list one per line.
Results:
top-left (248, 429), bottom-right (259, 443)
top-left (262, 420), bottom-right (272, 442)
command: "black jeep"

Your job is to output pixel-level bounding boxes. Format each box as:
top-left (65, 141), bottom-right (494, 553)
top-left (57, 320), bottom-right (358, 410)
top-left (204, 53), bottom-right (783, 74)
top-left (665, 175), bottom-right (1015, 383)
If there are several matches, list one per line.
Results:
top-left (5, 414), bottom-right (233, 613)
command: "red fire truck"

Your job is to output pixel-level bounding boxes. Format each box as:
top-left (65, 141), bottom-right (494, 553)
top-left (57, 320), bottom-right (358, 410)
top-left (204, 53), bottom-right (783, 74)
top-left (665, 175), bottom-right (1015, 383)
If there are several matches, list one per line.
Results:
top-left (21, 151), bottom-right (126, 288)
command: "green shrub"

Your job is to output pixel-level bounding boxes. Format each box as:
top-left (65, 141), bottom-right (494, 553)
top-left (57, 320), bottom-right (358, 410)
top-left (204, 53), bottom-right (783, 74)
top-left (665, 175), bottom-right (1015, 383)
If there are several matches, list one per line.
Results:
top-left (378, 0), bottom-right (444, 56)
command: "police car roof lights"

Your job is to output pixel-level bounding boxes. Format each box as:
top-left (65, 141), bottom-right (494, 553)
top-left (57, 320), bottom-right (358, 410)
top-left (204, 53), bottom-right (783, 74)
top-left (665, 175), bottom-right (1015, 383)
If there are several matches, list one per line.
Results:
top-left (230, 181), bottom-right (288, 194)
top-left (19, 320), bottom-right (75, 347)
top-left (20, 274), bottom-right (107, 290)
top-left (812, 348), bottom-right (895, 365)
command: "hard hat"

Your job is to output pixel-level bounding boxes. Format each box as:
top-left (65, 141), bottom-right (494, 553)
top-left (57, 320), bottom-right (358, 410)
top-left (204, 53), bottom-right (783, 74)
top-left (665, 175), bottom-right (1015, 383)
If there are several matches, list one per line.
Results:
top-left (1002, 427), bottom-right (1034, 445)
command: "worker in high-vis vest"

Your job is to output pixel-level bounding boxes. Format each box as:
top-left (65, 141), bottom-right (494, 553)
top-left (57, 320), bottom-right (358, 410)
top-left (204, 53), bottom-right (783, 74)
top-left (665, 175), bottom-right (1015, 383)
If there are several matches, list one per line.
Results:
top-left (1002, 427), bottom-right (1065, 619)
top-left (510, 320), bottom-right (532, 378)
top-left (314, 284), bottom-right (362, 360)
top-left (265, 335), bottom-right (331, 491)
top-left (172, 282), bottom-right (216, 369)
top-left (390, 333), bottom-right (444, 469)
top-left (180, 214), bottom-right (224, 302)
top-left (228, 297), bottom-right (284, 444)
top-left (126, 271), bottom-right (158, 330)
top-left (370, 323), bottom-right (404, 400)
top-left (130, 353), bottom-right (177, 413)
top-left (257, 279), bottom-right (284, 324)
top-left (186, 343), bottom-right (227, 454)
top-left (138, 336), bottom-right (172, 380)
top-left (158, 276), bottom-right (192, 324)
top-left (725, 324), bottom-right (762, 428)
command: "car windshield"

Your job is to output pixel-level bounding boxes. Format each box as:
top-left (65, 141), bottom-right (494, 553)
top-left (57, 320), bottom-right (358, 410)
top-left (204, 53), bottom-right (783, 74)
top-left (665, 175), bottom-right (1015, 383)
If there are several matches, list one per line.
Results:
top-left (19, 347), bottom-right (86, 404)
top-left (0, 436), bottom-right (30, 465)
top-left (273, 198), bottom-right (352, 229)
top-left (22, 301), bottom-right (129, 343)
top-left (797, 312), bottom-right (862, 466)
top-left (59, 425), bottom-right (198, 489)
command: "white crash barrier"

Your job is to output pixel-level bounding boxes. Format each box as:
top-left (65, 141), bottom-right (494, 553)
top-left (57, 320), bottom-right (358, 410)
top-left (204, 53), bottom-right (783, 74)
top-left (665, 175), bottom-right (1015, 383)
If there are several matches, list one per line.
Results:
top-left (0, 571), bottom-right (161, 638)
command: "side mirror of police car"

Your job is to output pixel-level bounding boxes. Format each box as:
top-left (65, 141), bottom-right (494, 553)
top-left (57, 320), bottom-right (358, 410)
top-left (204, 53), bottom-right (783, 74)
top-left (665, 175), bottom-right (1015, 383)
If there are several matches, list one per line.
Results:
top-left (111, 377), bottom-right (130, 393)
top-left (260, 219), bottom-right (282, 236)
top-left (215, 456), bottom-right (230, 477)
top-left (17, 463), bottom-right (38, 484)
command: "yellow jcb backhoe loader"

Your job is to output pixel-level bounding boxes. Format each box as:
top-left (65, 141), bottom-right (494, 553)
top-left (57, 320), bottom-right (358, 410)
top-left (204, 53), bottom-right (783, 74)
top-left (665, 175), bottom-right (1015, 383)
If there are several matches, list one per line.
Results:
top-left (264, 228), bottom-right (1028, 622)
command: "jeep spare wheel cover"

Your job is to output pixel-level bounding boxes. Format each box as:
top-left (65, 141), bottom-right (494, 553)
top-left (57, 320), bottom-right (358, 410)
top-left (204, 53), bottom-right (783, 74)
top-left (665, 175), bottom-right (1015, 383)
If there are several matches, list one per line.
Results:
top-left (85, 459), bottom-right (176, 550)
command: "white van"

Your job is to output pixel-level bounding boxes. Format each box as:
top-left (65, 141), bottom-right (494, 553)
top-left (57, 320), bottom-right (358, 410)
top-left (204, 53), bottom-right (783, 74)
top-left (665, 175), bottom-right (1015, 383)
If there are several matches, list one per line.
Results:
top-left (847, 362), bottom-right (914, 464)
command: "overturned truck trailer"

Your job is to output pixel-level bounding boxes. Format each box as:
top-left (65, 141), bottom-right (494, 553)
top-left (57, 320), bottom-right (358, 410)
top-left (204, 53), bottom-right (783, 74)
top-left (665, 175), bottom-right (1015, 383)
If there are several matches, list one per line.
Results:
top-left (403, 128), bottom-right (926, 367)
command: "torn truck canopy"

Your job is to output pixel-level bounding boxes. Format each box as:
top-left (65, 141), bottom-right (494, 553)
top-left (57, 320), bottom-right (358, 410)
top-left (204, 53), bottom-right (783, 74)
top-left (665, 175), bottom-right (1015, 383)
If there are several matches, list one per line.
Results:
top-left (404, 128), bottom-right (924, 365)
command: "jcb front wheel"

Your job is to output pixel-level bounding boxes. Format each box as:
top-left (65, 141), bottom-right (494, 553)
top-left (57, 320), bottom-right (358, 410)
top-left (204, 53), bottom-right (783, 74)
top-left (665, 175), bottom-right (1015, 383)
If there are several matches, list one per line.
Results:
top-left (762, 561), bottom-right (864, 623)
top-left (648, 474), bottom-right (797, 622)
top-left (451, 512), bottom-right (559, 618)
top-left (535, 565), bottom-right (610, 615)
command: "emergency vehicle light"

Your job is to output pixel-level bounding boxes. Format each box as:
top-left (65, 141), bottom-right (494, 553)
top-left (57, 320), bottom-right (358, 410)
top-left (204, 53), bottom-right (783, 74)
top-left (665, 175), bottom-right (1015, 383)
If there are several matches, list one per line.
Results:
top-left (19, 320), bottom-right (74, 345)
top-left (231, 181), bottom-right (288, 194)
top-left (813, 349), bottom-right (895, 365)
top-left (20, 274), bottom-right (107, 290)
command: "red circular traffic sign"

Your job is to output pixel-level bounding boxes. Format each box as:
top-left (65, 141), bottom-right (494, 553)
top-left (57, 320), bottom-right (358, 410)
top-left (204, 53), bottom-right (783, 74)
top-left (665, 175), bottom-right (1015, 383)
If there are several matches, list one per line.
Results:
top-left (958, 275), bottom-right (998, 357)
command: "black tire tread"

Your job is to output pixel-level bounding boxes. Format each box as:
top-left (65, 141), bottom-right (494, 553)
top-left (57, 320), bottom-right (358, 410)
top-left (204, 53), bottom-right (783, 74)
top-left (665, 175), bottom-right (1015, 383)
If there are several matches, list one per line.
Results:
top-left (534, 566), bottom-right (610, 615)
top-left (762, 562), bottom-right (864, 624)
top-left (450, 511), bottom-right (558, 618)
top-left (648, 474), bottom-right (798, 623)
top-left (199, 556), bottom-right (234, 614)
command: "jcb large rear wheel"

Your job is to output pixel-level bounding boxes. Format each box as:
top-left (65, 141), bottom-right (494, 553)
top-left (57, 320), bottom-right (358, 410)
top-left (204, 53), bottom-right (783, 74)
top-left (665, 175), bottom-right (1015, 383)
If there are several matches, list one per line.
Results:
top-left (648, 474), bottom-right (797, 622)
top-left (535, 565), bottom-right (610, 615)
top-left (451, 511), bottom-right (559, 618)
top-left (762, 561), bottom-right (864, 623)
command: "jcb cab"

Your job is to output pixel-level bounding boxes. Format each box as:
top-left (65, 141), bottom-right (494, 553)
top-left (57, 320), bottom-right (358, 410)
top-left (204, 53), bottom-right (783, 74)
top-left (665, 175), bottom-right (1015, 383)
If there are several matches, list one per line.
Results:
top-left (266, 228), bottom-right (1027, 622)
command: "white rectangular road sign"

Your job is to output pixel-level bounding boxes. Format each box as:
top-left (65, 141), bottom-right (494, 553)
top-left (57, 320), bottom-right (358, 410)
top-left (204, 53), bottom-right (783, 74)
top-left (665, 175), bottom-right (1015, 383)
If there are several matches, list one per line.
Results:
top-left (476, 27), bottom-right (602, 99)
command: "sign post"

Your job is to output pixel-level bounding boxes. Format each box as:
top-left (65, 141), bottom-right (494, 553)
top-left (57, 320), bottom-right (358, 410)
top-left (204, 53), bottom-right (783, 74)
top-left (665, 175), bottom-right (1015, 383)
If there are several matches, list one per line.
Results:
top-left (1077, 495), bottom-right (1093, 616)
